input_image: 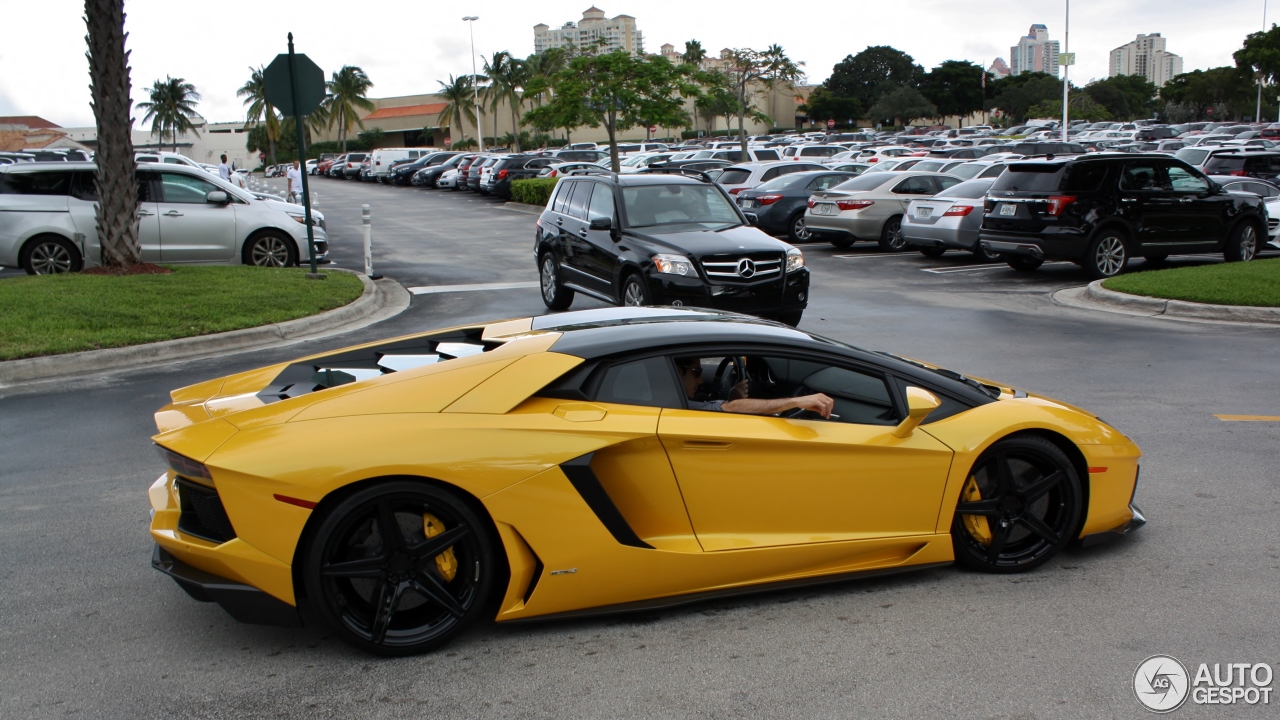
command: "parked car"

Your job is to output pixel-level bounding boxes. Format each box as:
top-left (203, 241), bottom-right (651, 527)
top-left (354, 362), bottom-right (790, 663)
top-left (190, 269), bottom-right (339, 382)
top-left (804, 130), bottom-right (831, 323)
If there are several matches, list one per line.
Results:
top-left (546, 149), bottom-right (610, 164)
top-left (715, 161), bottom-right (828, 195)
top-left (540, 161), bottom-right (608, 178)
top-left (735, 170), bottom-right (860, 242)
top-left (689, 147), bottom-right (783, 163)
top-left (20, 148), bottom-right (91, 162)
top-left (369, 148), bottom-right (439, 180)
top-left (339, 153), bottom-right (369, 179)
top-left (805, 171), bottom-right (964, 251)
top-left (0, 162), bottom-right (328, 274)
top-left (1000, 142), bottom-right (1089, 157)
top-left (782, 145), bottom-right (847, 162)
top-left (411, 153), bottom-right (467, 187)
top-left (1200, 152), bottom-right (1280, 183)
top-left (617, 153), bottom-right (675, 173)
top-left (641, 159), bottom-right (734, 175)
top-left (902, 178), bottom-right (1001, 260)
top-left (487, 155), bottom-right (558, 199)
top-left (978, 154), bottom-right (1267, 278)
top-left (946, 160), bottom-right (1010, 181)
top-left (1208, 175), bottom-right (1280, 253)
top-left (534, 172), bottom-right (809, 325)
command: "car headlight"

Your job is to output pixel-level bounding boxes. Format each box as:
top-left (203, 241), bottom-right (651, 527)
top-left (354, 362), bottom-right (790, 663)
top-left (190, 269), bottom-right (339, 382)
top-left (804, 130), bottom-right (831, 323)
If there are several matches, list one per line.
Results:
top-left (785, 246), bottom-right (805, 273)
top-left (653, 254), bottom-right (694, 275)
top-left (287, 212), bottom-right (321, 227)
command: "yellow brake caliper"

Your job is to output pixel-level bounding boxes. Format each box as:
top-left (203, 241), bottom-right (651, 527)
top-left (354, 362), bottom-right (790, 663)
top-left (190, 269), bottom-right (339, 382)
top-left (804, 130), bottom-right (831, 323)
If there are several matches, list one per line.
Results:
top-left (423, 513), bottom-right (458, 581)
top-left (960, 475), bottom-right (993, 545)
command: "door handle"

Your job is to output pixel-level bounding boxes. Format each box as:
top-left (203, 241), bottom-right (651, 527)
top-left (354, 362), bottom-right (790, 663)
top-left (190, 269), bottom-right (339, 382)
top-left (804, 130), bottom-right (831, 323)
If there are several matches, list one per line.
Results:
top-left (136, 210), bottom-right (154, 217)
top-left (1119, 198), bottom-right (1136, 203)
top-left (1179, 197), bottom-right (1194, 203)
top-left (682, 440), bottom-right (733, 449)
top-left (556, 217), bottom-right (564, 226)
top-left (578, 229), bottom-right (588, 238)
top-left (163, 210), bottom-right (184, 217)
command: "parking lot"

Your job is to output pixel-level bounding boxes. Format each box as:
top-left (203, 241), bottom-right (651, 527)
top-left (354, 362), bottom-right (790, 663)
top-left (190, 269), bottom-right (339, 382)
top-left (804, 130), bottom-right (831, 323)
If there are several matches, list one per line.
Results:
top-left (2, 177), bottom-right (1278, 718)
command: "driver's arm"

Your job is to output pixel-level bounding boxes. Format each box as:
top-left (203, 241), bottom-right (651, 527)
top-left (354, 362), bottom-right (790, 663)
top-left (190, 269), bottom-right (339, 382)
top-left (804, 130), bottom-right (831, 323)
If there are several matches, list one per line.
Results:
top-left (721, 393), bottom-right (835, 419)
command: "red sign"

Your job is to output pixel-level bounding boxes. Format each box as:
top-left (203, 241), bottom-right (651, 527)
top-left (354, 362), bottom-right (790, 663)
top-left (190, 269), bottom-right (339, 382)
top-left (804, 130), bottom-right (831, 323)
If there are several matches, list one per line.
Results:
top-left (444, 136), bottom-right (452, 147)
top-left (649, 125), bottom-right (657, 133)
top-left (258, 152), bottom-right (266, 160)
top-left (827, 119), bottom-right (835, 128)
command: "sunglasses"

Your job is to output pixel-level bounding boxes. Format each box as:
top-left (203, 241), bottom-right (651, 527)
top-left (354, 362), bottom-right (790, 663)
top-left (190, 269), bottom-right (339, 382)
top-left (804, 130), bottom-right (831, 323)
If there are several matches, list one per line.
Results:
top-left (679, 364), bottom-right (703, 378)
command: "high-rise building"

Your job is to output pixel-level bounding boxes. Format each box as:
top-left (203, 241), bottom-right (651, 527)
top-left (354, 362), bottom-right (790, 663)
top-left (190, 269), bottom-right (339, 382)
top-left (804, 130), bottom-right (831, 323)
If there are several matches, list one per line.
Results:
top-left (988, 58), bottom-right (1011, 80)
top-left (1109, 33), bottom-right (1183, 87)
top-left (1010, 24), bottom-right (1060, 76)
top-left (533, 6), bottom-right (644, 57)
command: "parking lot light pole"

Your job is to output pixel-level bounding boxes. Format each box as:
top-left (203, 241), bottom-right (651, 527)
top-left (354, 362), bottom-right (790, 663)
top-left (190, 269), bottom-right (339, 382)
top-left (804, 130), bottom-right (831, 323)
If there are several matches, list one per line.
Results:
top-left (463, 16), bottom-right (483, 152)
top-left (1061, 0), bottom-right (1070, 143)
top-left (1258, 2), bottom-right (1268, 122)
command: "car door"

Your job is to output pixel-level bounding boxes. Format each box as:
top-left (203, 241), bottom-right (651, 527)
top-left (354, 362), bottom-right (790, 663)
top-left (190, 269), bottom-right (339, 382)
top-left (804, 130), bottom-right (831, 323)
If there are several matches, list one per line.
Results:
top-left (154, 171), bottom-right (237, 262)
top-left (1117, 160), bottom-right (1184, 249)
top-left (656, 351), bottom-right (954, 551)
top-left (560, 181), bottom-right (613, 296)
top-left (134, 170), bottom-right (162, 262)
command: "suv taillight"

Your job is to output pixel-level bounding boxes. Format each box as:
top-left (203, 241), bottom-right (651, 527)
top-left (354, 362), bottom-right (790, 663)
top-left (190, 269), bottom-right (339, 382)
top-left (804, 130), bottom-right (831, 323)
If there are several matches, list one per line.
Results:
top-left (498, 169), bottom-right (509, 180)
top-left (1045, 195), bottom-right (1076, 216)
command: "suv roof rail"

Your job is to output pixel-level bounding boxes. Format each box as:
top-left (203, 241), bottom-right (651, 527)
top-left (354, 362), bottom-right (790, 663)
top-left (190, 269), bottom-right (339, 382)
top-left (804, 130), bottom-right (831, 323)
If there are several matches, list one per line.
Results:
top-left (565, 168), bottom-right (619, 180)
top-left (636, 166), bottom-right (714, 183)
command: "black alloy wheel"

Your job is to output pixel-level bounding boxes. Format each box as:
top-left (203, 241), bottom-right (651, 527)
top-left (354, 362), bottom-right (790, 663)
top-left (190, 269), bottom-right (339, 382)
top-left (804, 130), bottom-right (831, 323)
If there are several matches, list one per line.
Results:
top-left (1006, 255), bottom-right (1044, 272)
top-left (1223, 221), bottom-right (1259, 262)
top-left (245, 231), bottom-right (298, 268)
top-left (21, 235), bottom-right (83, 275)
top-left (1083, 230), bottom-right (1128, 279)
top-left (304, 481), bottom-right (496, 656)
top-left (788, 212), bottom-right (812, 243)
top-left (621, 274), bottom-right (650, 307)
top-left (878, 215), bottom-right (907, 252)
top-left (951, 436), bottom-right (1082, 573)
top-left (539, 252), bottom-right (574, 310)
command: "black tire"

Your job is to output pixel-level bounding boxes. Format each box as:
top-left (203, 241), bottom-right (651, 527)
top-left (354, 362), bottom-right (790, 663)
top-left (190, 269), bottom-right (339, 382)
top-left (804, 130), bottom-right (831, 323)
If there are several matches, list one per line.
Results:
top-left (972, 243), bottom-right (1002, 263)
top-left (303, 480), bottom-right (498, 656)
top-left (878, 215), bottom-right (907, 252)
top-left (829, 236), bottom-right (855, 249)
top-left (1006, 255), bottom-right (1044, 272)
top-left (620, 273), bottom-right (650, 307)
top-left (539, 252), bottom-right (574, 310)
top-left (951, 435), bottom-right (1083, 574)
top-left (787, 212), bottom-right (812, 243)
top-left (243, 231), bottom-right (299, 267)
top-left (1083, 229), bottom-right (1128, 279)
top-left (919, 245), bottom-right (947, 258)
top-left (777, 310), bottom-right (804, 327)
top-left (1223, 221), bottom-right (1260, 263)
top-left (20, 235), bottom-right (83, 275)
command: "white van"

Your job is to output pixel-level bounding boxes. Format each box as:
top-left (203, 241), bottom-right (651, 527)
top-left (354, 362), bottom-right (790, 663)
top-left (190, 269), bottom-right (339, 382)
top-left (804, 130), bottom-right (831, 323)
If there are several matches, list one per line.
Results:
top-left (369, 148), bottom-right (436, 179)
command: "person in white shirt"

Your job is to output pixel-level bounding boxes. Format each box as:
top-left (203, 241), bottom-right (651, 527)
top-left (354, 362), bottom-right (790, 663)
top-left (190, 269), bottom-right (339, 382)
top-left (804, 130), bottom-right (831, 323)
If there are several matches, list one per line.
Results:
top-left (286, 160), bottom-right (303, 203)
top-left (218, 154), bottom-right (232, 182)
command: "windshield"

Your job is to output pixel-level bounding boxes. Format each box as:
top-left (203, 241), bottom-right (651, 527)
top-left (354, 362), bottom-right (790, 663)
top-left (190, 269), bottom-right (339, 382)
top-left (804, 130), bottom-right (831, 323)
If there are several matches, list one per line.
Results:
top-left (877, 352), bottom-right (1002, 399)
top-left (622, 184), bottom-right (741, 229)
top-left (937, 179), bottom-right (994, 199)
top-left (717, 169), bottom-right (752, 185)
top-left (832, 174), bottom-right (896, 192)
top-left (947, 163), bottom-right (985, 180)
top-left (754, 174), bottom-right (807, 192)
top-left (1176, 148), bottom-right (1210, 166)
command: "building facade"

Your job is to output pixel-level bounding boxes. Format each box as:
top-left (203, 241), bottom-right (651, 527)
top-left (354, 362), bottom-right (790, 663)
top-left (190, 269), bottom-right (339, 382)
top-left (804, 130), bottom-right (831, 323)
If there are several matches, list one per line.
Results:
top-left (534, 7), bottom-right (643, 56)
top-left (1109, 33), bottom-right (1183, 87)
top-left (1010, 24), bottom-right (1060, 76)
top-left (987, 57), bottom-right (1010, 80)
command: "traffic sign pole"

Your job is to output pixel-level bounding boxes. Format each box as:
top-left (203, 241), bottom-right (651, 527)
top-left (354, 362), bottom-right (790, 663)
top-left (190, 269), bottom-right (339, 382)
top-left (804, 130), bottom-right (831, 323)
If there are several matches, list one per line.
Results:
top-left (285, 33), bottom-right (322, 279)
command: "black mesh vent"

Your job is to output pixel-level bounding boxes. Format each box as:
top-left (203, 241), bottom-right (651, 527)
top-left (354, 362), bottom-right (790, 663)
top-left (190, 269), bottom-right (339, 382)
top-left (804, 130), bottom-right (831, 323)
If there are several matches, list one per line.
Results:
top-left (176, 478), bottom-right (237, 544)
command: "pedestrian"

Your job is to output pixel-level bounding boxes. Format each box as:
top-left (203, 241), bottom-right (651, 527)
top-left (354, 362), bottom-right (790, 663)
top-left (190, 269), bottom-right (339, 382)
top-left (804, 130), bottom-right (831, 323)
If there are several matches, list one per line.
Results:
top-left (218, 154), bottom-right (232, 182)
top-left (287, 159), bottom-right (303, 204)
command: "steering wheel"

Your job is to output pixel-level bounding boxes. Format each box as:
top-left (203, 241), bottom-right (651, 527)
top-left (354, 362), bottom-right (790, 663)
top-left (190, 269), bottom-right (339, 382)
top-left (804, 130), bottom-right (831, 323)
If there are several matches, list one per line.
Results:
top-left (777, 384), bottom-right (826, 420)
top-left (712, 356), bottom-right (746, 401)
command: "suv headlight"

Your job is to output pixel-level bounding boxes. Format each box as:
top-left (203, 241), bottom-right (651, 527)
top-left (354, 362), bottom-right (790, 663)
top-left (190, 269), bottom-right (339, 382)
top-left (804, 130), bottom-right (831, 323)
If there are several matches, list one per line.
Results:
top-left (785, 246), bottom-right (805, 273)
top-left (653, 254), bottom-right (694, 276)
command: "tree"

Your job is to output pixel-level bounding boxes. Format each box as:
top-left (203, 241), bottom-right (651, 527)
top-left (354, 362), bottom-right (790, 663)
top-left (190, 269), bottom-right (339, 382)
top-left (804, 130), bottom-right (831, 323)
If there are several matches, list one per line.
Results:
top-left (322, 65), bottom-right (375, 153)
top-left (83, 0), bottom-right (139, 268)
top-left (868, 85), bottom-right (936, 126)
top-left (695, 71), bottom-right (738, 136)
top-left (1084, 74), bottom-right (1158, 119)
top-left (437, 74), bottom-right (477, 145)
top-left (1235, 25), bottom-right (1280, 85)
top-left (484, 51), bottom-right (527, 151)
top-left (1028, 92), bottom-right (1113, 122)
top-left (987, 72), bottom-right (1061, 123)
top-left (682, 40), bottom-right (708, 133)
top-left (1160, 67), bottom-right (1256, 120)
top-left (798, 86), bottom-right (861, 128)
top-left (722, 46), bottom-right (804, 154)
top-left (136, 76), bottom-right (201, 152)
top-left (524, 49), bottom-right (567, 145)
top-left (824, 46), bottom-right (924, 116)
top-left (920, 60), bottom-right (987, 120)
top-left (237, 66), bottom-right (279, 165)
top-left (525, 51), bottom-right (694, 171)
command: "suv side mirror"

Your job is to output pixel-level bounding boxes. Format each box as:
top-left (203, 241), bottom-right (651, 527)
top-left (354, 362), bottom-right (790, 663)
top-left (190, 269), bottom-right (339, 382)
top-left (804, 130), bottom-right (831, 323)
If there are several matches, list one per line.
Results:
top-left (206, 190), bottom-right (230, 204)
top-left (744, 212), bottom-right (760, 226)
top-left (892, 387), bottom-right (941, 438)
top-left (588, 216), bottom-right (612, 231)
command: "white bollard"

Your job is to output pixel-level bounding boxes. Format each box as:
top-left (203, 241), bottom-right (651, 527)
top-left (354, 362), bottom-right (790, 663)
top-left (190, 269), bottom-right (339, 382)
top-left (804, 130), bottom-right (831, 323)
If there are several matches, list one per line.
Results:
top-left (361, 204), bottom-right (382, 279)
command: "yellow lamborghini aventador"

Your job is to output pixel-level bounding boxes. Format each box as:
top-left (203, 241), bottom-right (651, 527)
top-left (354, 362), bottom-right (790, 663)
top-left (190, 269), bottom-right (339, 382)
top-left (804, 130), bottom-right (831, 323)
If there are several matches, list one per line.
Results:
top-left (148, 307), bottom-right (1144, 655)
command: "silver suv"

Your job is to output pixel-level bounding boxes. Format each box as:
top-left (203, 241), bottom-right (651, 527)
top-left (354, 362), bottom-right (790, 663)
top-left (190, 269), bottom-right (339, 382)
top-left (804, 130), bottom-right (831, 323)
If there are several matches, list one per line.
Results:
top-left (0, 162), bottom-right (328, 274)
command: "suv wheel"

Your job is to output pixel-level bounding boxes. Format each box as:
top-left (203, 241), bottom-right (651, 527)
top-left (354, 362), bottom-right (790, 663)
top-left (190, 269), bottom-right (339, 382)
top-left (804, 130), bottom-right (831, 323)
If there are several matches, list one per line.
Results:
top-left (973, 243), bottom-right (1002, 263)
top-left (621, 274), bottom-right (649, 307)
top-left (539, 253), bottom-right (574, 310)
top-left (878, 216), bottom-right (907, 252)
top-left (1084, 231), bottom-right (1128, 279)
top-left (1223, 222), bottom-right (1259, 263)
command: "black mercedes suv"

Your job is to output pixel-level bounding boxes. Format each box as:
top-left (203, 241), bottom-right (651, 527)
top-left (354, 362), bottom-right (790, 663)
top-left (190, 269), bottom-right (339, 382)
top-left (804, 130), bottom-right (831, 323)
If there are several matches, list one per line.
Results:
top-left (978, 154), bottom-right (1267, 278)
top-left (535, 171), bottom-right (810, 325)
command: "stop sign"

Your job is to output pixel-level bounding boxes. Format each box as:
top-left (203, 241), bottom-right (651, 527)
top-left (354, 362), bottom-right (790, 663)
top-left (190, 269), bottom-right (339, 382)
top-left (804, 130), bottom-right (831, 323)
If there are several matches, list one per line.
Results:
top-left (827, 119), bottom-right (835, 128)
top-left (444, 136), bottom-right (452, 148)
top-left (649, 125), bottom-right (657, 133)
top-left (258, 152), bottom-right (266, 161)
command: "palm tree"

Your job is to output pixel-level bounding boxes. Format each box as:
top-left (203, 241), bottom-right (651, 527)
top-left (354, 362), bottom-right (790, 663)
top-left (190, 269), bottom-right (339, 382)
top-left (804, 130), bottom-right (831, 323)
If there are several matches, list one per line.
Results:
top-left (483, 51), bottom-right (527, 151)
top-left (323, 65), bottom-right (375, 153)
top-left (237, 66), bottom-right (280, 165)
top-left (683, 40), bottom-right (709, 136)
top-left (436, 74), bottom-right (477, 145)
top-left (83, 0), bottom-right (139, 268)
top-left (523, 49), bottom-right (566, 145)
top-left (136, 76), bottom-right (201, 152)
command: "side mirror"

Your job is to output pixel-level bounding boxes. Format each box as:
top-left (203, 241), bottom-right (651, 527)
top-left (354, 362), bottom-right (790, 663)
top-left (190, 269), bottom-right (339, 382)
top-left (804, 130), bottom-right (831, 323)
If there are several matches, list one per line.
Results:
top-left (744, 212), bottom-right (760, 226)
top-left (206, 190), bottom-right (230, 204)
top-left (588, 216), bottom-right (612, 231)
top-left (892, 387), bottom-right (941, 439)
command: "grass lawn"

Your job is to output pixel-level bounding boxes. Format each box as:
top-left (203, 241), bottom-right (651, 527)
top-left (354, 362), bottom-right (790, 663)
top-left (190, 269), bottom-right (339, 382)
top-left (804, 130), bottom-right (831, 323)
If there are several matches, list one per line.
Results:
top-left (0, 266), bottom-right (364, 361)
top-left (1103, 258), bottom-right (1280, 307)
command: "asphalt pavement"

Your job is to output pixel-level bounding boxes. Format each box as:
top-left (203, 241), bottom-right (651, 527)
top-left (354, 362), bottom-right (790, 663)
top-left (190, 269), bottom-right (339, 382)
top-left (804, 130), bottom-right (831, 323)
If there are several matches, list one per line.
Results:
top-left (1, 176), bottom-right (1277, 719)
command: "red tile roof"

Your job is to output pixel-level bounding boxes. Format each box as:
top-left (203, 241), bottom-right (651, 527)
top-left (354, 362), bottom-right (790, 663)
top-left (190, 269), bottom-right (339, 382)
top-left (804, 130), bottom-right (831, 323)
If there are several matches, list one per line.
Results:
top-left (0, 115), bottom-right (61, 129)
top-left (364, 103), bottom-right (448, 120)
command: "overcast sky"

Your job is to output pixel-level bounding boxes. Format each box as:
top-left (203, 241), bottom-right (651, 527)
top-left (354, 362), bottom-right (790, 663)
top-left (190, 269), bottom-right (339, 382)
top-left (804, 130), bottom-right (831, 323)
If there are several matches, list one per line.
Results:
top-left (0, 0), bottom-right (1271, 128)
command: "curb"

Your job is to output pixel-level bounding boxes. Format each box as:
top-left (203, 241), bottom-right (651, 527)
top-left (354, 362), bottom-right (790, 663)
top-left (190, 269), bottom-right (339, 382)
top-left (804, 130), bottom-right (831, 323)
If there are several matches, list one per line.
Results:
top-left (1067, 280), bottom-right (1280, 324)
top-left (501, 202), bottom-right (545, 215)
top-left (0, 270), bottom-right (399, 386)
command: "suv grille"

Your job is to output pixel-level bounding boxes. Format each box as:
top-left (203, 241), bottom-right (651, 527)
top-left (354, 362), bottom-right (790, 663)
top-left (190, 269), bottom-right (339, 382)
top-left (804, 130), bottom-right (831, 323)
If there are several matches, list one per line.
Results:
top-left (176, 478), bottom-right (237, 544)
top-left (701, 252), bottom-right (783, 282)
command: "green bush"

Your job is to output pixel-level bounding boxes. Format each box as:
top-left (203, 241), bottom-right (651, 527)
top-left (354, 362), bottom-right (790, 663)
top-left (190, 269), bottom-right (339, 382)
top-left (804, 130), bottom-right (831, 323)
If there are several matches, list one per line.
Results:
top-left (511, 178), bottom-right (560, 206)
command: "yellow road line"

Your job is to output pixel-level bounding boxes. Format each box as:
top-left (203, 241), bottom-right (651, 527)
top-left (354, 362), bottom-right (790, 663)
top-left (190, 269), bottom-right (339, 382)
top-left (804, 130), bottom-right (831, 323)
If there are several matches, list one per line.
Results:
top-left (1214, 414), bottom-right (1280, 422)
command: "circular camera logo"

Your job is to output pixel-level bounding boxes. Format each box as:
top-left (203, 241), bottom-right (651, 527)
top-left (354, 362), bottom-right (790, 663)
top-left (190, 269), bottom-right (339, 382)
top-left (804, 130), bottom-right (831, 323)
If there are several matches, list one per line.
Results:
top-left (1135, 655), bottom-right (1191, 713)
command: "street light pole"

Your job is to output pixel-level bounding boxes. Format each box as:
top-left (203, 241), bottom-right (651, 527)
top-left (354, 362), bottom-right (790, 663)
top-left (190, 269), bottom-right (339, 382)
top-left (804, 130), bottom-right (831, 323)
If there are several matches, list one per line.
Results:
top-left (463, 16), bottom-right (483, 152)
top-left (1258, 1), bottom-right (1268, 122)
top-left (1061, 0), bottom-right (1070, 143)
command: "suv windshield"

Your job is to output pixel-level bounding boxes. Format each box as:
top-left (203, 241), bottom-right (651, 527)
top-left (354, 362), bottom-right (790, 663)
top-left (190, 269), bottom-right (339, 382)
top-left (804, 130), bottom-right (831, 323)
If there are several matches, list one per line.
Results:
top-left (622, 184), bottom-right (741, 229)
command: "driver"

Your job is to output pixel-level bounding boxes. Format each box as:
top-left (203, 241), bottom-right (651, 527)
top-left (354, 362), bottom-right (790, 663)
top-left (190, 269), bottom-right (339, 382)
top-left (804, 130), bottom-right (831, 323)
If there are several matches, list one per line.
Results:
top-left (675, 357), bottom-right (835, 419)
